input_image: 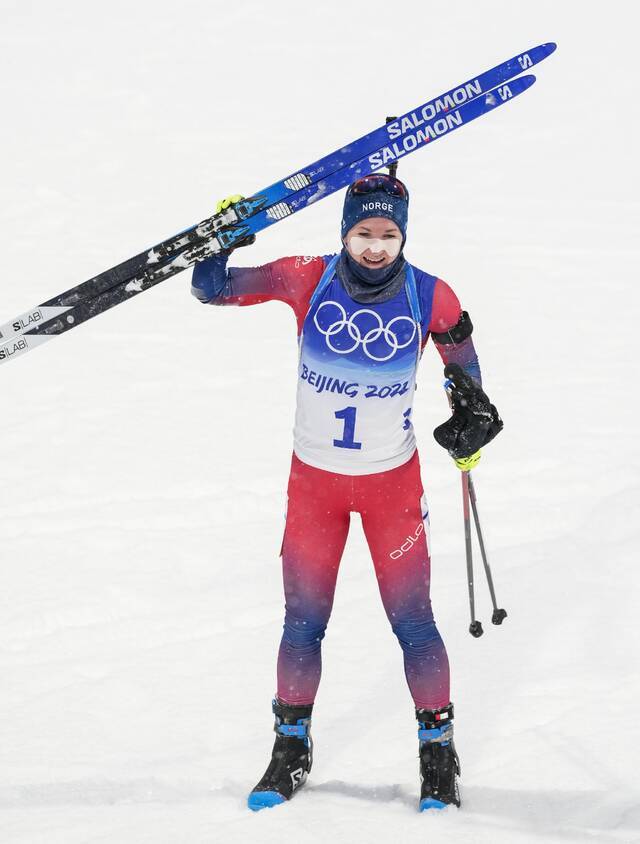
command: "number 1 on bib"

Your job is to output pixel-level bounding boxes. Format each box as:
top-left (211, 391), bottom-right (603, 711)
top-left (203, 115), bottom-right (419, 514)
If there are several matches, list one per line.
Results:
top-left (333, 407), bottom-right (362, 450)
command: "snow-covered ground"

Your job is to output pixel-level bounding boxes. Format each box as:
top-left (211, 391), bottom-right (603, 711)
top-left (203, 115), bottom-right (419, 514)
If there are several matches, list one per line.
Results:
top-left (1, 1), bottom-right (639, 842)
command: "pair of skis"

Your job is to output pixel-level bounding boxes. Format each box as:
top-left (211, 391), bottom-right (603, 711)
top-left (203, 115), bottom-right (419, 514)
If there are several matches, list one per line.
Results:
top-left (0, 43), bottom-right (556, 368)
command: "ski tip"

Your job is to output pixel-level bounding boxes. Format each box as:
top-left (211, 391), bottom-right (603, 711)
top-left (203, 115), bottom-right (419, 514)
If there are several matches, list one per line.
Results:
top-left (420, 797), bottom-right (448, 811)
top-left (486, 73), bottom-right (536, 104)
top-left (247, 790), bottom-right (286, 811)
top-left (530, 41), bottom-right (557, 58)
top-left (520, 73), bottom-right (537, 90)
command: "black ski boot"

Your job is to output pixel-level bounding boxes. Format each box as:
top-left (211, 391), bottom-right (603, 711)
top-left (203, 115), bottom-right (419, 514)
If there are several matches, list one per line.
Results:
top-left (416, 703), bottom-right (461, 810)
top-left (247, 698), bottom-right (313, 811)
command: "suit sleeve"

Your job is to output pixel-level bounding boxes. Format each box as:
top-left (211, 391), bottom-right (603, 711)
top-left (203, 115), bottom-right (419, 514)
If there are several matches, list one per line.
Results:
top-left (191, 254), bottom-right (325, 333)
top-left (428, 278), bottom-right (482, 386)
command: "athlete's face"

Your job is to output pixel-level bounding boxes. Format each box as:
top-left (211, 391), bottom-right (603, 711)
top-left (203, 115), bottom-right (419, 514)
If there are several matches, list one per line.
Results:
top-left (344, 217), bottom-right (403, 269)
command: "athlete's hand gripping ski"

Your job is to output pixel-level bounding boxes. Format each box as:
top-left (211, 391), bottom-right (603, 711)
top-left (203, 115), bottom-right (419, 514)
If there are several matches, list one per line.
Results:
top-left (216, 194), bottom-right (257, 250)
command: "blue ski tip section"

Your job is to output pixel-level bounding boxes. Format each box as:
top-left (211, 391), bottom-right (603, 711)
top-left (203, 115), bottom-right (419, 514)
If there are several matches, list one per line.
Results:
top-left (420, 797), bottom-right (448, 811)
top-left (247, 791), bottom-right (286, 811)
top-left (504, 73), bottom-right (537, 92)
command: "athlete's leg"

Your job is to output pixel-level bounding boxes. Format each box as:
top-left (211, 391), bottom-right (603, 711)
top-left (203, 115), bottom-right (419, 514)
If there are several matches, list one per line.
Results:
top-left (277, 454), bottom-right (351, 705)
top-left (357, 452), bottom-right (450, 710)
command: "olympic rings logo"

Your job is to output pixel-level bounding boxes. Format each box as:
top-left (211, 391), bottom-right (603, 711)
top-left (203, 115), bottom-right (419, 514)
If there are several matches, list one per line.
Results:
top-left (313, 301), bottom-right (417, 362)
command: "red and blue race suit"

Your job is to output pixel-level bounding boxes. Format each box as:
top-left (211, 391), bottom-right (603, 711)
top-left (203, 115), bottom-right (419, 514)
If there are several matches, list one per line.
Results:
top-left (192, 253), bottom-right (481, 708)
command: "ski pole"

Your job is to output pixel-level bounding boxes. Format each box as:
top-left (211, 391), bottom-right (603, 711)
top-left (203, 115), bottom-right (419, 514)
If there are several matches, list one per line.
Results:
top-left (461, 471), bottom-right (483, 638)
top-left (467, 472), bottom-right (507, 626)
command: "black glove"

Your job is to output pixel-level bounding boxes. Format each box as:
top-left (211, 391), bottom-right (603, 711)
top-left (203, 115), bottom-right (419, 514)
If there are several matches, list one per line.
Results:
top-left (433, 363), bottom-right (503, 458)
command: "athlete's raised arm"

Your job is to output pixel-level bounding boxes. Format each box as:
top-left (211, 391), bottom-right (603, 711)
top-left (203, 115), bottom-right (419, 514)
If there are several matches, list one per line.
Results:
top-left (191, 252), bottom-right (326, 332)
top-left (190, 194), bottom-right (326, 330)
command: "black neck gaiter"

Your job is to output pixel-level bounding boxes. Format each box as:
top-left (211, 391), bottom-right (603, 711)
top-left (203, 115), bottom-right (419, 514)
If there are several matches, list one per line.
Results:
top-left (336, 248), bottom-right (407, 305)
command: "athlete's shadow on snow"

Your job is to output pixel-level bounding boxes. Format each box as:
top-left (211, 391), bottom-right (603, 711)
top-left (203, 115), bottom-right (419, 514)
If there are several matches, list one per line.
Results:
top-left (312, 781), bottom-right (639, 839)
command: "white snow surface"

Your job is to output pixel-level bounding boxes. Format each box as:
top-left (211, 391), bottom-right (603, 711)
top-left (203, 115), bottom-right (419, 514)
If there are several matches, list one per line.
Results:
top-left (1, 1), bottom-right (639, 842)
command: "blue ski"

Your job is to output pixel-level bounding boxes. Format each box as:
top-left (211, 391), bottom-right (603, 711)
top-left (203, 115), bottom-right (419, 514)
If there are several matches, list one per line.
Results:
top-left (0, 74), bottom-right (538, 366)
top-left (0, 43), bottom-right (555, 349)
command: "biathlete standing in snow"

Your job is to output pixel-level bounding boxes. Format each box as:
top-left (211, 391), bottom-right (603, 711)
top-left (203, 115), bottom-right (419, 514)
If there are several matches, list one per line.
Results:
top-left (191, 173), bottom-right (502, 812)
